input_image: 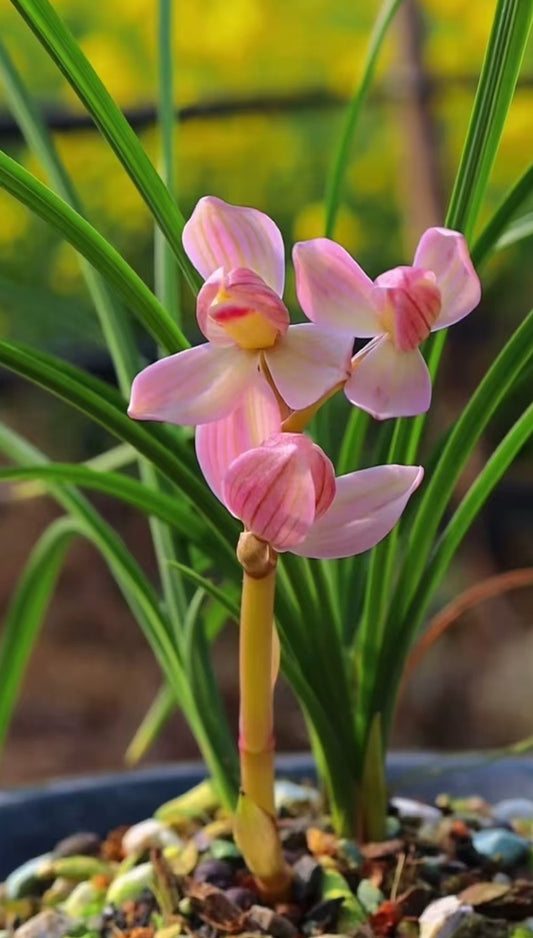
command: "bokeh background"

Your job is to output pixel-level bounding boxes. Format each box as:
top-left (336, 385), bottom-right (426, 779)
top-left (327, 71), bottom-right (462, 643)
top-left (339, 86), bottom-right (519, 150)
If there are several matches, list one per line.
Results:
top-left (0, 0), bottom-right (533, 787)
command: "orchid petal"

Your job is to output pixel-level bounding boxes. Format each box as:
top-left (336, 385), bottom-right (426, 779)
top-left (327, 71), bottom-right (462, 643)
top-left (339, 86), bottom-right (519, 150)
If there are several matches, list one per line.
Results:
top-left (413, 227), bottom-right (481, 328)
top-left (373, 266), bottom-right (441, 351)
top-left (293, 464), bottom-right (423, 559)
top-left (345, 336), bottom-right (431, 419)
top-left (196, 268), bottom-right (235, 345)
top-left (195, 375), bottom-right (282, 502)
top-left (265, 323), bottom-right (352, 410)
top-left (293, 238), bottom-right (380, 335)
top-left (128, 343), bottom-right (258, 426)
top-left (223, 434), bottom-right (320, 549)
top-left (183, 196), bottom-right (285, 294)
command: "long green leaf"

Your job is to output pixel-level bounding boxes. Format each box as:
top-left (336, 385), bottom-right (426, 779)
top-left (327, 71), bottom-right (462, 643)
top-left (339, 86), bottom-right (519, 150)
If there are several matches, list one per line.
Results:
top-left (382, 399), bottom-right (533, 734)
top-left (472, 162), bottom-right (533, 266)
top-left (0, 517), bottom-right (75, 751)
top-left (324, 0), bottom-right (404, 236)
top-left (0, 37), bottom-right (139, 394)
top-left (154, 0), bottom-right (180, 321)
top-left (0, 151), bottom-right (187, 354)
top-left (0, 420), bottom-right (239, 805)
top-left (9, 0), bottom-right (200, 295)
top-left (0, 463), bottom-right (210, 547)
top-left (399, 0), bottom-right (533, 473)
top-left (395, 306), bottom-right (533, 622)
top-left (494, 211), bottom-right (533, 251)
top-left (125, 684), bottom-right (176, 765)
top-left (167, 561), bottom-right (240, 621)
top-left (0, 340), bottom-right (239, 566)
top-left (446, 0), bottom-right (533, 240)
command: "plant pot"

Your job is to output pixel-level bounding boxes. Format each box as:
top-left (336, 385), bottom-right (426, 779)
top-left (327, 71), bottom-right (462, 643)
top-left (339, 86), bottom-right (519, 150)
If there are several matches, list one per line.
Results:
top-left (3, 751), bottom-right (533, 878)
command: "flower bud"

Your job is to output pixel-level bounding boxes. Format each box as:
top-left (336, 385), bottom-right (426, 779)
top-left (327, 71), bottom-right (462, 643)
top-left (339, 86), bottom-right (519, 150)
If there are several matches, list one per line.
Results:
top-left (223, 433), bottom-right (336, 551)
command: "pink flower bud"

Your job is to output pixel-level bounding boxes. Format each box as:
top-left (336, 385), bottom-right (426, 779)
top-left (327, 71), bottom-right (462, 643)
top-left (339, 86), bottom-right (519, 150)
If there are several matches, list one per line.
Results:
top-left (223, 433), bottom-right (336, 551)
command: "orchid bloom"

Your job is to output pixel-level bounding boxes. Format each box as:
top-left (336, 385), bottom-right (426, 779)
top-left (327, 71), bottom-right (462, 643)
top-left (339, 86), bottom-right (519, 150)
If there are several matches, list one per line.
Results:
top-left (128, 197), bottom-right (352, 426)
top-left (196, 380), bottom-right (423, 559)
top-left (293, 227), bottom-right (481, 419)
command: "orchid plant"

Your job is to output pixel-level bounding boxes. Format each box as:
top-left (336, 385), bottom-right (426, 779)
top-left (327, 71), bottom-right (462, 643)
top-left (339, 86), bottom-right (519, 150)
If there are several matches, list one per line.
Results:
top-left (0, 0), bottom-right (533, 898)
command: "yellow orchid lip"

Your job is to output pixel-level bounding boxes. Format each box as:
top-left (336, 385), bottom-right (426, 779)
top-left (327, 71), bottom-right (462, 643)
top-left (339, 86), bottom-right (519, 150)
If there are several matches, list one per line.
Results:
top-left (211, 305), bottom-right (281, 350)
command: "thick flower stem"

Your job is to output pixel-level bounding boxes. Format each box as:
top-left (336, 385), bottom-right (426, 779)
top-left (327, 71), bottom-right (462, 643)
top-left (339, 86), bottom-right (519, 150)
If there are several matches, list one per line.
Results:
top-left (235, 532), bottom-right (291, 899)
top-left (238, 545), bottom-right (277, 815)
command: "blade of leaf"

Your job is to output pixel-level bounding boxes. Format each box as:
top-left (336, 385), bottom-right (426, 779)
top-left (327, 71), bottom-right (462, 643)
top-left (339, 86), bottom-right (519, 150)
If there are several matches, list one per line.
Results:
top-left (0, 463), bottom-right (213, 550)
top-left (0, 420), bottom-right (239, 806)
top-left (324, 0), bottom-right (405, 237)
top-left (125, 684), bottom-right (176, 766)
top-left (0, 37), bottom-right (139, 394)
top-left (0, 517), bottom-right (75, 753)
top-left (154, 0), bottom-right (180, 321)
top-left (379, 398), bottom-right (533, 739)
top-left (471, 162), bottom-right (533, 266)
top-left (0, 340), bottom-right (239, 567)
top-left (0, 151), bottom-right (187, 354)
top-left (167, 561), bottom-right (240, 621)
top-left (9, 0), bottom-right (200, 295)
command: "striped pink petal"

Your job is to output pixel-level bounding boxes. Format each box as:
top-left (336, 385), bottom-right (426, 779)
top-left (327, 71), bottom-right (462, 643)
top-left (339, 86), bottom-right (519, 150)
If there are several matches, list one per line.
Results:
top-left (373, 266), bottom-right (441, 351)
top-left (128, 343), bottom-right (259, 426)
top-left (183, 196), bottom-right (285, 294)
top-left (195, 375), bottom-right (282, 503)
top-left (413, 227), bottom-right (481, 329)
top-left (293, 464), bottom-right (423, 559)
top-left (293, 238), bottom-right (379, 335)
top-left (265, 323), bottom-right (352, 410)
top-left (345, 336), bottom-right (431, 419)
top-left (223, 433), bottom-right (335, 550)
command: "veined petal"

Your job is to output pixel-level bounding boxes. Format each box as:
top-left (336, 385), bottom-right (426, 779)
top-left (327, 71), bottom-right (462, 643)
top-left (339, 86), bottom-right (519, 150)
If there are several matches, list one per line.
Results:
top-left (265, 323), bottom-right (352, 410)
top-left (293, 464), bottom-right (423, 559)
top-left (293, 238), bottom-right (380, 335)
top-left (195, 374), bottom-right (282, 503)
top-left (128, 343), bottom-right (258, 426)
top-left (413, 227), bottom-right (481, 328)
top-left (345, 336), bottom-right (431, 419)
top-left (224, 434), bottom-right (319, 549)
top-left (198, 268), bottom-right (289, 348)
top-left (183, 196), bottom-right (285, 295)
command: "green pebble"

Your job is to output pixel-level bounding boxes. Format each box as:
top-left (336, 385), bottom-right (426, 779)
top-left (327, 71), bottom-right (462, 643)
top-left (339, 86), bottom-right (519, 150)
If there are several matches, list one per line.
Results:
top-left (356, 878), bottom-right (384, 914)
top-left (106, 862), bottom-right (155, 905)
top-left (5, 854), bottom-right (53, 899)
top-left (209, 839), bottom-right (241, 860)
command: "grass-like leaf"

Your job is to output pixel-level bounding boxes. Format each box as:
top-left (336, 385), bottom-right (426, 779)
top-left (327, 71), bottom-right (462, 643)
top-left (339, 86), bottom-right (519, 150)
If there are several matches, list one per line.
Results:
top-left (0, 151), bottom-right (187, 354)
top-left (9, 0), bottom-right (200, 295)
top-left (324, 0), bottom-right (404, 237)
top-left (0, 517), bottom-right (75, 752)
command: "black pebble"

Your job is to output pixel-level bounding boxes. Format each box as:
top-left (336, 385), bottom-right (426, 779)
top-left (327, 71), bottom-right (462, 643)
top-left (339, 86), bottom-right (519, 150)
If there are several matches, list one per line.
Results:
top-left (193, 859), bottom-right (235, 889)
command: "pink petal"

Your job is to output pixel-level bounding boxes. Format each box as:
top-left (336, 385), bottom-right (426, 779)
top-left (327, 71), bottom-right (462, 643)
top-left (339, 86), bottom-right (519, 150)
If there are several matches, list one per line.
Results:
top-left (196, 268), bottom-right (235, 345)
top-left (293, 238), bottom-right (380, 335)
top-left (265, 323), bottom-right (352, 411)
top-left (413, 227), bottom-right (481, 328)
top-left (128, 343), bottom-right (258, 426)
top-left (195, 374), bottom-right (282, 502)
top-left (183, 196), bottom-right (285, 295)
top-left (373, 267), bottom-right (441, 351)
top-left (293, 464), bottom-right (423, 559)
top-left (345, 336), bottom-right (431, 419)
top-left (223, 434), bottom-right (319, 549)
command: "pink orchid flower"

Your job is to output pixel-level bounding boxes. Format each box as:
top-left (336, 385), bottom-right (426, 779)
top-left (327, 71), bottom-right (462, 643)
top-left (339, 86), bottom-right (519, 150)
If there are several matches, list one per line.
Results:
top-left (128, 197), bottom-right (353, 426)
top-left (196, 379), bottom-right (423, 559)
top-left (293, 228), bottom-right (481, 419)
